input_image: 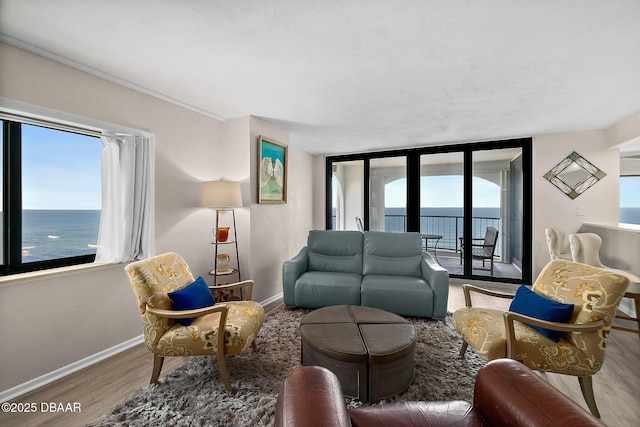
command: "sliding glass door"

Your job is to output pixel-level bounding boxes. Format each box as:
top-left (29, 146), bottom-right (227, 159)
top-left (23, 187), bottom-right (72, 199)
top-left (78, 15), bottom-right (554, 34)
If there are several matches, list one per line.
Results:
top-left (467, 148), bottom-right (523, 280)
top-left (326, 138), bottom-right (531, 285)
top-left (331, 160), bottom-right (364, 230)
top-left (419, 152), bottom-right (464, 267)
top-left (369, 156), bottom-right (407, 231)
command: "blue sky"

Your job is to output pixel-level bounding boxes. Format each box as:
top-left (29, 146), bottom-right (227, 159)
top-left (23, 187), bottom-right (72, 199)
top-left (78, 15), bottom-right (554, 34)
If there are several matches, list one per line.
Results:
top-left (20, 124), bottom-right (103, 210)
top-left (385, 176), bottom-right (500, 208)
top-left (620, 176), bottom-right (640, 207)
top-left (261, 140), bottom-right (285, 164)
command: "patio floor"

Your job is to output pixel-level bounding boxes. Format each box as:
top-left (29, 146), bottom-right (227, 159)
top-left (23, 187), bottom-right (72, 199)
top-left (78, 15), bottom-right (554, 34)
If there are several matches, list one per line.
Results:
top-left (432, 250), bottom-right (522, 280)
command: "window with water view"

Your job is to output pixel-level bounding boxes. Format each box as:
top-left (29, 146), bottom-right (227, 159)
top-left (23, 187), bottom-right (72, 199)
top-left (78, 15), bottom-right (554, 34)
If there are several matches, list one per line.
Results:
top-left (1, 119), bottom-right (103, 274)
top-left (620, 176), bottom-right (640, 225)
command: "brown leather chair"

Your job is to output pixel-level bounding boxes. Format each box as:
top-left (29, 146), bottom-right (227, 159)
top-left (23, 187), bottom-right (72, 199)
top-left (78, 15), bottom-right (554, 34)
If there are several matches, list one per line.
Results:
top-left (275, 358), bottom-right (603, 427)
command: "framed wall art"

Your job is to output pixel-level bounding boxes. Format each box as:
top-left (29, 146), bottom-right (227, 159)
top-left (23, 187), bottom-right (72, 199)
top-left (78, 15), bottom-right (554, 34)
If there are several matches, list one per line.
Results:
top-left (543, 151), bottom-right (606, 199)
top-left (258, 135), bottom-right (288, 204)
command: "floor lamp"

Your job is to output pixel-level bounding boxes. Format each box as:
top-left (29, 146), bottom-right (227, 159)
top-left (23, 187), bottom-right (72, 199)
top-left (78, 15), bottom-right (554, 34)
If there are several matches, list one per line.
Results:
top-left (201, 180), bottom-right (243, 287)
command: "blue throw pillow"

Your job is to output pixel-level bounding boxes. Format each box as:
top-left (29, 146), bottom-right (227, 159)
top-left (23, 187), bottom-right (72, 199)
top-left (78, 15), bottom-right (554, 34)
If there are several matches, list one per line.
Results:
top-left (508, 285), bottom-right (574, 342)
top-left (168, 277), bottom-right (215, 326)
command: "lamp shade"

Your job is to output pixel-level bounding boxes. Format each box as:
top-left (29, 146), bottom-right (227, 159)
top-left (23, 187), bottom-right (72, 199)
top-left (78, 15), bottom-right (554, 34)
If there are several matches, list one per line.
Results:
top-left (201, 181), bottom-right (243, 208)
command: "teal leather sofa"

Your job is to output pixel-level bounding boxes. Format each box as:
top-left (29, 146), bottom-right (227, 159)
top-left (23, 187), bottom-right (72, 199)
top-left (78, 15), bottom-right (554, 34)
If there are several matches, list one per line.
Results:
top-left (282, 230), bottom-right (449, 318)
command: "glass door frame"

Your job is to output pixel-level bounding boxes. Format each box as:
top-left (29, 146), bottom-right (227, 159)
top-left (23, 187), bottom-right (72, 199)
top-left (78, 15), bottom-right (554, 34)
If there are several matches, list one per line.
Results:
top-left (325, 138), bottom-right (533, 285)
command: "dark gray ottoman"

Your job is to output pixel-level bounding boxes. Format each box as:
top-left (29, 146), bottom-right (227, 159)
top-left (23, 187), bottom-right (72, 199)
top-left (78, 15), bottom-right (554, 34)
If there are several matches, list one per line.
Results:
top-left (300, 305), bottom-right (416, 403)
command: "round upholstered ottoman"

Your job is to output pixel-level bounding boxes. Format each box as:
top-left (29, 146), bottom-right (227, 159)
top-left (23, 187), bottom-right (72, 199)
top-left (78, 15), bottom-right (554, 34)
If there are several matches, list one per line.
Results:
top-left (300, 305), bottom-right (416, 403)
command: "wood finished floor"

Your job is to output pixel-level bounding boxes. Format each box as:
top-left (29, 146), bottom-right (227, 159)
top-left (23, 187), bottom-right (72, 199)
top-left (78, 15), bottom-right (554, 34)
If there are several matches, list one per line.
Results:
top-left (1, 286), bottom-right (638, 427)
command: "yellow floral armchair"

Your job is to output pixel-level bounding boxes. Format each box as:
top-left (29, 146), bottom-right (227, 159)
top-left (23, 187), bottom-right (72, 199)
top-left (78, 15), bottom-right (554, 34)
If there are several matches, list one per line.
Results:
top-left (125, 252), bottom-right (265, 395)
top-left (452, 260), bottom-right (629, 418)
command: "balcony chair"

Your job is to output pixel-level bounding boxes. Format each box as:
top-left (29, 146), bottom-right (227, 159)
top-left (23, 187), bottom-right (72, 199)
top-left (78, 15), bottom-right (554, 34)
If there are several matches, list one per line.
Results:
top-left (569, 232), bottom-right (640, 334)
top-left (452, 259), bottom-right (630, 418)
top-left (459, 226), bottom-right (499, 275)
top-left (125, 252), bottom-right (265, 395)
top-left (545, 227), bottom-right (572, 260)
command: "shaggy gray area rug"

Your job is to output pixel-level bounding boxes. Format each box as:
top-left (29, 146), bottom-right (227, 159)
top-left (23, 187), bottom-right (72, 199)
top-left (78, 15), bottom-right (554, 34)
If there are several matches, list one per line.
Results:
top-left (89, 305), bottom-right (485, 427)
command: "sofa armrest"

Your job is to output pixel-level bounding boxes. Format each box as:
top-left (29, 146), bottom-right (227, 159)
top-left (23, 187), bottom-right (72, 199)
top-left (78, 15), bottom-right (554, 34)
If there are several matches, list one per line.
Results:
top-left (474, 359), bottom-right (604, 427)
top-left (282, 247), bottom-right (309, 306)
top-left (421, 252), bottom-right (450, 319)
top-left (275, 366), bottom-right (351, 427)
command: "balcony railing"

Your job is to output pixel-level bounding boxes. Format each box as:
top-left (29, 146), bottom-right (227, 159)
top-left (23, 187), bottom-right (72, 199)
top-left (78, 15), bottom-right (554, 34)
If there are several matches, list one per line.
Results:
top-left (331, 213), bottom-right (500, 256)
top-left (385, 214), bottom-right (500, 256)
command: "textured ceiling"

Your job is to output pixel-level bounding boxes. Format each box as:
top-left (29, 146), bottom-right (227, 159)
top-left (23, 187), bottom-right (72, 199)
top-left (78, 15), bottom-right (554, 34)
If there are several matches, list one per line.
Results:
top-left (1, 0), bottom-right (640, 155)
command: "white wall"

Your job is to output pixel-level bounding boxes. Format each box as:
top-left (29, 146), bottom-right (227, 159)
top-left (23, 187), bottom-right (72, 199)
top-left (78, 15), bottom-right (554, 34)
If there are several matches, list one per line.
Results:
top-left (247, 117), bottom-right (316, 302)
top-left (344, 163), bottom-right (365, 230)
top-left (0, 42), bottom-right (317, 395)
top-left (532, 130), bottom-right (621, 276)
top-left (605, 111), bottom-right (640, 148)
top-left (313, 155), bottom-right (327, 229)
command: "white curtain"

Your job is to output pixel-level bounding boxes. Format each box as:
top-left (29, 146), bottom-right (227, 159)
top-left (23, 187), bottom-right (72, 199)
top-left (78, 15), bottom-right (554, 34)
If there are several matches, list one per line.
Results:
top-left (95, 134), bottom-right (155, 263)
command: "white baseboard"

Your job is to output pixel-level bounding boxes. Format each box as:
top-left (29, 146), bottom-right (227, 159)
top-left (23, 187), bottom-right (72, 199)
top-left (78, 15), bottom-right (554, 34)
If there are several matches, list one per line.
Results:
top-left (0, 298), bottom-right (279, 403)
top-left (262, 292), bottom-right (283, 307)
top-left (0, 335), bottom-right (144, 403)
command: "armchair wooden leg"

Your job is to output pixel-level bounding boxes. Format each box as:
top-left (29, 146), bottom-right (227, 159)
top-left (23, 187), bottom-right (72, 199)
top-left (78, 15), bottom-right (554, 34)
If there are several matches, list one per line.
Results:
top-left (459, 341), bottom-right (468, 356)
top-left (216, 354), bottom-right (235, 395)
top-left (150, 355), bottom-right (164, 384)
top-left (578, 376), bottom-right (600, 418)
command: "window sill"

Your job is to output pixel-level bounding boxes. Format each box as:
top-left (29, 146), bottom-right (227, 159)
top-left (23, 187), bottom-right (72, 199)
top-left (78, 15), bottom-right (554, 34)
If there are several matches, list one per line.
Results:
top-left (0, 262), bottom-right (121, 287)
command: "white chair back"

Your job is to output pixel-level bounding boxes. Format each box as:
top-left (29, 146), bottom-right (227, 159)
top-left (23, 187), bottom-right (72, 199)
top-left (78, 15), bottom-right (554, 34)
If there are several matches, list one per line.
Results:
top-left (568, 233), bottom-right (606, 267)
top-left (545, 228), bottom-right (572, 261)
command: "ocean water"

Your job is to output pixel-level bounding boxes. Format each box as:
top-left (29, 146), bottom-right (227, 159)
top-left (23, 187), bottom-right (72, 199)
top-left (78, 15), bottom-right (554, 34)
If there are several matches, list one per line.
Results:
top-left (16, 208), bottom-right (640, 263)
top-left (620, 207), bottom-right (640, 225)
top-left (21, 210), bottom-right (100, 261)
top-left (384, 207), bottom-right (500, 251)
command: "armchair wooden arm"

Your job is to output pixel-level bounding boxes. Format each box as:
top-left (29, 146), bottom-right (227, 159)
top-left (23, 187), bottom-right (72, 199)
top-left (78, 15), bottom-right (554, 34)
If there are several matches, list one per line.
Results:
top-left (462, 283), bottom-right (515, 307)
top-left (503, 311), bottom-right (604, 358)
top-left (209, 279), bottom-right (255, 301)
top-left (146, 303), bottom-right (229, 320)
top-left (147, 303), bottom-right (229, 383)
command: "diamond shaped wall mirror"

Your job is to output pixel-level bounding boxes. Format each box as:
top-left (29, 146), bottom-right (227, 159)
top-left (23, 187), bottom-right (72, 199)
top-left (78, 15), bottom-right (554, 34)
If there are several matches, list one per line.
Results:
top-left (543, 151), bottom-right (606, 199)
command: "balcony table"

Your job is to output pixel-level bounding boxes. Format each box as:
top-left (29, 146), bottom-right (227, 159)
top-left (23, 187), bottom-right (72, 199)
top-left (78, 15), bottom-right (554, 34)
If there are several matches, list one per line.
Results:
top-left (421, 234), bottom-right (442, 263)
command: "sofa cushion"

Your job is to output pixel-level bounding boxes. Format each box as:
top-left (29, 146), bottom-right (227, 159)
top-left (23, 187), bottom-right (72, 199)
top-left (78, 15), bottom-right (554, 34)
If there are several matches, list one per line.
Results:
top-left (307, 230), bottom-right (363, 274)
top-left (363, 232), bottom-right (422, 277)
top-left (361, 275), bottom-right (434, 317)
top-left (295, 271), bottom-right (362, 308)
